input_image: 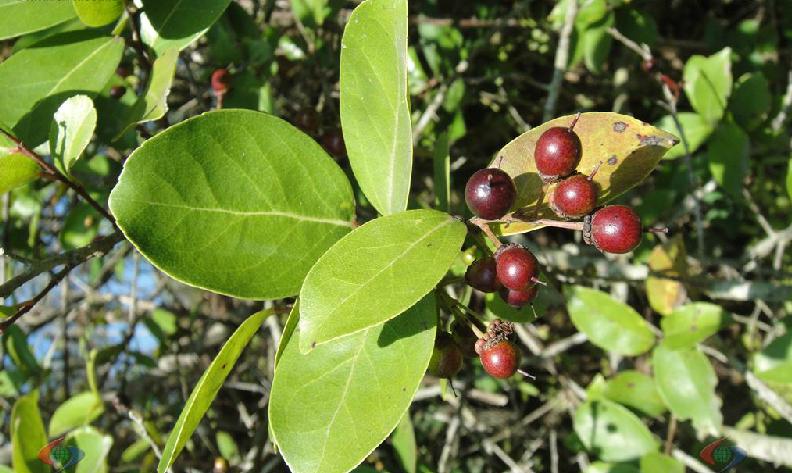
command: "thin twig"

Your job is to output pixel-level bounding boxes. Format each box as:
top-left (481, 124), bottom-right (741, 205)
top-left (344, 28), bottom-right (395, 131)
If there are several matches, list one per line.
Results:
top-left (413, 84), bottom-right (448, 145)
top-left (664, 414), bottom-right (677, 455)
top-left (0, 262), bottom-right (76, 333)
top-left (772, 69), bottom-right (792, 132)
top-left (543, 0), bottom-right (578, 121)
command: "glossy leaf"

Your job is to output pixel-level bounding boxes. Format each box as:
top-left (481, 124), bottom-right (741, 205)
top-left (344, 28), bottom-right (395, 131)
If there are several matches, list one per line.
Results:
top-left (0, 32), bottom-right (123, 145)
top-left (661, 303), bottom-right (728, 350)
top-left (73, 0), bottom-right (123, 27)
top-left (0, 151), bottom-right (39, 195)
top-left (653, 344), bottom-right (722, 434)
top-left (567, 286), bottom-right (655, 356)
top-left (11, 391), bottom-right (48, 473)
top-left (655, 112), bottom-right (713, 160)
top-left (602, 370), bottom-right (666, 417)
top-left (66, 426), bottom-right (112, 473)
top-left (116, 48), bottom-right (179, 139)
top-left (49, 391), bottom-right (104, 437)
top-left (109, 110), bottom-right (355, 299)
top-left (752, 331), bottom-right (792, 384)
top-left (140, 0), bottom-right (233, 54)
top-left (157, 309), bottom-right (273, 473)
top-left (493, 112), bottom-right (677, 235)
top-left (683, 48), bottom-right (732, 124)
top-left (646, 235), bottom-right (687, 316)
top-left (299, 209), bottom-right (465, 352)
top-left (574, 398), bottom-right (658, 462)
top-left (708, 120), bottom-right (749, 198)
top-left (49, 95), bottom-right (96, 174)
top-left (270, 296), bottom-right (436, 473)
top-left (0, 0), bottom-right (76, 40)
top-left (391, 413), bottom-right (417, 473)
top-left (640, 452), bottom-right (683, 473)
top-left (340, 0), bottom-right (412, 216)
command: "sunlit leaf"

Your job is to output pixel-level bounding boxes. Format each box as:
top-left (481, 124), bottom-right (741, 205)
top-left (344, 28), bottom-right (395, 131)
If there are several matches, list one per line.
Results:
top-left (140, 0), bottom-right (232, 54)
top-left (661, 303), bottom-right (729, 350)
top-left (683, 48), bottom-right (732, 124)
top-left (646, 235), bottom-right (687, 316)
top-left (11, 390), bottom-right (48, 473)
top-left (574, 398), bottom-right (658, 462)
top-left (0, 0), bottom-right (76, 40)
top-left (49, 94), bottom-right (96, 174)
top-left (72, 0), bottom-right (123, 27)
top-left (49, 391), bottom-right (104, 437)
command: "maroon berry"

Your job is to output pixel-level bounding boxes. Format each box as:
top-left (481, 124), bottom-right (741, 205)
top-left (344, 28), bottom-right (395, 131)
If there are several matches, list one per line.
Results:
top-left (465, 168), bottom-right (516, 220)
top-left (465, 257), bottom-right (499, 293)
top-left (480, 340), bottom-right (520, 379)
top-left (211, 69), bottom-right (230, 95)
top-left (534, 118), bottom-right (582, 179)
top-left (116, 65), bottom-right (131, 78)
top-left (587, 205), bottom-right (642, 254)
top-left (427, 332), bottom-right (463, 378)
top-left (450, 320), bottom-right (478, 358)
top-left (495, 245), bottom-right (538, 291)
top-left (499, 285), bottom-right (538, 308)
top-left (109, 86), bottom-right (125, 99)
top-left (321, 130), bottom-right (346, 157)
top-left (551, 174), bottom-right (597, 218)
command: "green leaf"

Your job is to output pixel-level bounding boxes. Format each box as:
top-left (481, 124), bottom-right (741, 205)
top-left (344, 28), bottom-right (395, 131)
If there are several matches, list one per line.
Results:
top-left (661, 303), bottom-right (729, 350)
top-left (340, 0), bottom-right (412, 216)
top-left (2, 325), bottom-right (41, 379)
top-left (157, 309), bottom-right (273, 473)
top-left (0, 151), bottom-right (39, 195)
top-left (270, 296), bottom-right (436, 473)
top-left (49, 391), bottom-right (104, 437)
top-left (299, 209), bottom-right (465, 352)
top-left (0, 465), bottom-right (14, 473)
top-left (49, 95), bottom-right (96, 174)
top-left (493, 112), bottom-right (677, 235)
top-left (60, 202), bottom-right (99, 250)
top-left (275, 302), bottom-right (300, 367)
top-left (640, 452), bottom-right (683, 473)
top-left (140, 0), bottom-right (232, 54)
top-left (0, 32), bottom-right (123, 145)
top-left (567, 287), bottom-right (655, 356)
top-left (0, 0), bottom-right (76, 40)
top-left (683, 48), bottom-right (733, 124)
top-left (753, 331), bottom-right (792, 384)
top-left (66, 426), bottom-right (112, 473)
top-left (585, 462), bottom-right (640, 473)
top-left (216, 431), bottom-right (240, 463)
top-left (109, 110), bottom-right (355, 300)
top-left (729, 72), bottom-right (771, 130)
top-left (116, 48), bottom-right (179, 139)
top-left (653, 344), bottom-right (722, 434)
top-left (655, 112), bottom-right (713, 160)
top-left (708, 120), bottom-right (748, 198)
top-left (72, 0), bottom-right (123, 27)
top-left (573, 398), bottom-right (658, 462)
top-left (582, 12), bottom-right (614, 74)
top-left (601, 371), bottom-right (666, 417)
top-left (291, 0), bottom-right (336, 27)
top-left (391, 413), bottom-right (417, 473)
top-left (11, 391), bottom-right (48, 473)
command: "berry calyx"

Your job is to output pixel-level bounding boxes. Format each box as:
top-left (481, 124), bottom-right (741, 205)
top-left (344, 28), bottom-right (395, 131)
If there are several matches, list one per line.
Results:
top-left (499, 284), bottom-right (538, 308)
top-left (450, 320), bottom-right (479, 358)
top-left (534, 115), bottom-right (582, 180)
top-left (211, 69), bottom-right (230, 95)
top-left (427, 332), bottom-right (463, 379)
top-left (480, 340), bottom-right (520, 379)
top-left (585, 205), bottom-right (642, 254)
top-left (465, 257), bottom-right (499, 293)
top-left (550, 173), bottom-right (598, 218)
top-left (465, 168), bottom-right (516, 220)
top-left (495, 245), bottom-right (539, 291)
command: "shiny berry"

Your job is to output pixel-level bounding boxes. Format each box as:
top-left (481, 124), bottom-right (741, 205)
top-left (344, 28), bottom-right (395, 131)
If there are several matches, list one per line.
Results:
top-left (211, 69), bottom-right (230, 95)
top-left (480, 340), bottom-right (520, 379)
top-left (427, 332), bottom-right (463, 378)
top-left (534, 117), bottom-right (582, 180)
top-left (551, 174), bottom-right (597, 218)
top-left (450, 320), bottom-right (478, 358)
top-left (495, 245), bottom-right (538, 291)
top-left (499, 285), bottom-right (538, 308)
top-left (588, 205), bottom-right (642, 254)
top-left (465, 168), bottom-right (516, 220)
top-left (465, 257), bottom-right (499, 293)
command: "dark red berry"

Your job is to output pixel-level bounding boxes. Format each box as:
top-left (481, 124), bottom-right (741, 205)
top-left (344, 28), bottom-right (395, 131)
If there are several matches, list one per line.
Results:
top-left (480, 340), bottom-right (520, 379)
top-left (550, 174), bottom-right (597, 218)
top-left (321, 130), bottom-right (346, 157)
top-left (499, 285), bottom-right (538, 308)
top-left (427, 332), bottom-right (463, 378)
top-left (495, 245), bottom-right (538, 291)
top-left (109, 86), bottom-right (125, 99)
top-left (587, 205), bottom-right (642, 254)
top-left (464, 168), bottom-right (516, 220)
top-left (211, 69), bottom-right (230, 94)
top-left (465, 257), bottom-right (499, 293)
top-left (534, 120), bottom-right (582, 180)
top-left (450, 320), bottom-right (478, 358)
top-left (116, 65), bottom-right (131, 78)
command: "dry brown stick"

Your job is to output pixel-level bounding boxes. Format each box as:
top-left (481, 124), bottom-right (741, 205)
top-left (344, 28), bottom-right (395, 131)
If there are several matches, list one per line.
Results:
top-left (0, 262), bottom-right (76, 333)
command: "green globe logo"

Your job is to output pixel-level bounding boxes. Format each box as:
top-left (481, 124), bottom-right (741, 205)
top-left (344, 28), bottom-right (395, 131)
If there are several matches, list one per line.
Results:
top-left (712, 444), bottom-right (733, 464)
top-left (50, 445), bottom-right (71, 468)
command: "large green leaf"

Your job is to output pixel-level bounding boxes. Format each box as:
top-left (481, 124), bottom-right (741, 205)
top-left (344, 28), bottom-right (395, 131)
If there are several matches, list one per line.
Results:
top-left (270, 296), bottom-right (436, 473)
top-left (0, 0), bottom-right (76, 40)
top-left (72, 0), bottom-right (123, 27)
top-left (11, 391), bottom-right (48, 473)
top-left (109, 110), bottom-right (355, 299)
top-left (66, 426), bottom-right (112, 473)
top-left (140, 0), bottom-right (232, 54)
top-left (640, 452), bottom-right (683, 473)
top-left (653, 344), bottom-right (722, 434)
top-left (299, 209), bottom-right (465, 352)
top-left (157, 309), bottom-right (273, 473)
top-left (708, 120), bottom-right (749, 198)
top-left (752, 331), bottom-right (792, 384)
top-left (340, 0), bottom-right (412, 216)
top-left (49, 95), bottom-right (96, 174)
top-left (493, 112), bottom-right (677, 235)
top-left (656, 112), bottom-right (713, 160)
top-left (0, 32), bottom-right (123, 145)
top-left (683, 48), bottom-right (733, 124)
top-left (0, 151), bottom-right (39, 195)
top-left (661, 303), bottom-right (729, 350)
top-left (601, 370), bottom-right (666, 417)
top-left (573, 398), bottom-right (658, 462)
top-left (49, 391), bottom-right (104, 437)
top-left (567, 287), bottom-right (655, 356)
top-left (391, 413), bottom-right (417, 473)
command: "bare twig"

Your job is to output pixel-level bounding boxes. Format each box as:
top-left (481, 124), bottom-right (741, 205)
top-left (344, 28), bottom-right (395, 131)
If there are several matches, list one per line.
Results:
top-left (543, 0), bottom-right (578, 121)
top-left (746, 371), bottom-right (792, 425)
top-left (664, 415), bottom-right (677, 455)
top-left (671, 448), bottom-right (716, 473)
top-left (0, 262), bottom-right (76, 333)
top-left (413, 84), bottom-right (448, 145)
top-left (772, 69), bottom-right (792, 132)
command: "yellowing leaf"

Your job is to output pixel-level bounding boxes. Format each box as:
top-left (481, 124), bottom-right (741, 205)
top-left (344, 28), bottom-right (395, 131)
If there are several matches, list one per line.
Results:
top-left (646, 235), bottom-right (687, 316)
